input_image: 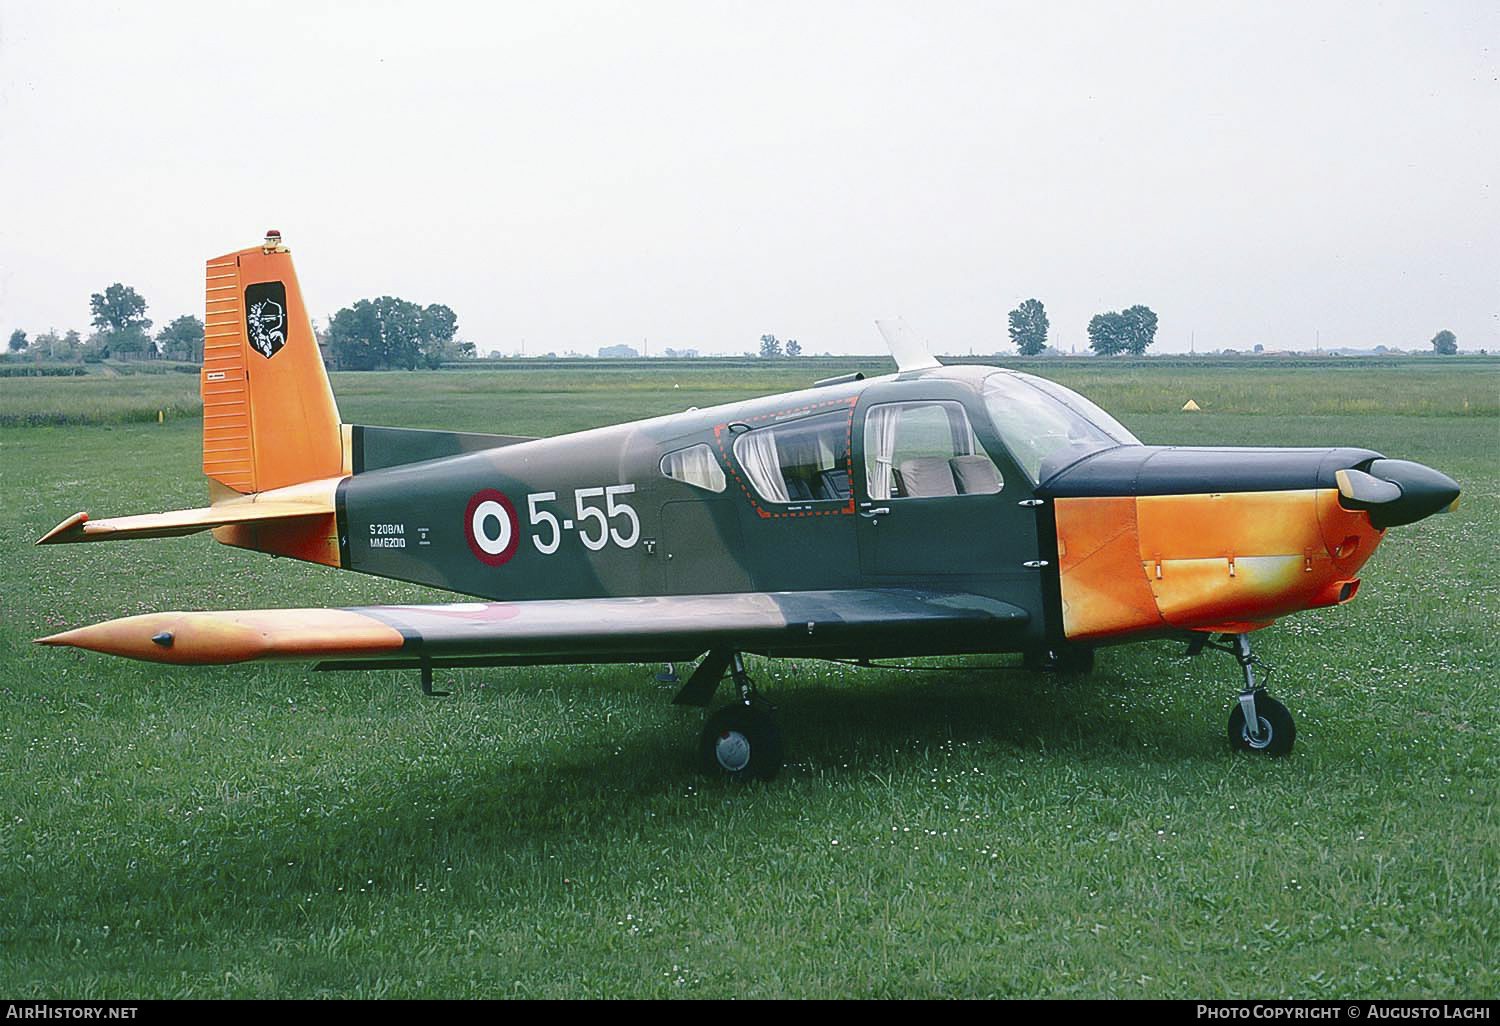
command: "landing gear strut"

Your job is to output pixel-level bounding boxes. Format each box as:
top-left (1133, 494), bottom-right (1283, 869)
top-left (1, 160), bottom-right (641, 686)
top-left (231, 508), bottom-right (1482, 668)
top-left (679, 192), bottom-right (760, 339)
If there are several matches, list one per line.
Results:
top-left (682, 651), bottom-right (784, 781)
top-left (1190, 633), bottom-right (1296, 756)
top-left (1023, 643), bottom-right (1095, 675)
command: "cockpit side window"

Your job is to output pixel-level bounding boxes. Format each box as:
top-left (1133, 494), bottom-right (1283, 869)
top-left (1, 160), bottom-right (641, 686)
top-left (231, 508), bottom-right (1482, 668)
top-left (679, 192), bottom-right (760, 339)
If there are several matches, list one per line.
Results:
top-left (864, 401), bottom-right (1002, 500)
top-left (660, 443), bottom-right (726, 493)
top-left (732, 410), bottom-right (853, 505)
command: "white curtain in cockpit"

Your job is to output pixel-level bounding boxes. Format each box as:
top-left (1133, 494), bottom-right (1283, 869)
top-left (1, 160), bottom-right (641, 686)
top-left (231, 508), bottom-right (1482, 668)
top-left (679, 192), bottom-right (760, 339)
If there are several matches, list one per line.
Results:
top-left (735, 429), bottom-right (790, 504)
top-left (865, 404), bottom-right (902, 500)
top-left (661, 444), bottom-right (726, 492)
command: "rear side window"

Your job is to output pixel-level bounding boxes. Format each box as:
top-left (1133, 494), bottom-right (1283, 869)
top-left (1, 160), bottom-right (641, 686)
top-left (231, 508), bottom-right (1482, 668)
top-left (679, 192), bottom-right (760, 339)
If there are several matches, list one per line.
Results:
top-left (732, 410), bottom-right (852, 505)
top-left (864, 401), bottom-right (1002, 500)
top-left (660, 443), bottom-right (726, 493)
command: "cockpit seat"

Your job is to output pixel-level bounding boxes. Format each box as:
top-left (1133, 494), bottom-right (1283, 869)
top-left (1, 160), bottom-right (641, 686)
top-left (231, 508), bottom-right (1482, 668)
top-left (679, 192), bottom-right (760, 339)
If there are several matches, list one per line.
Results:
top-left (950, 455), bottom-right (1002, 495)
top-left (898, 457), bottom-right (959, 498)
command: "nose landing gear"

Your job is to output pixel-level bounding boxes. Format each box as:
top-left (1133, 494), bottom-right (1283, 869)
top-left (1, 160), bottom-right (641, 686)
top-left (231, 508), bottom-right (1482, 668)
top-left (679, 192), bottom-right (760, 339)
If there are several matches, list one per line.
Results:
top-left (1189, 632), bottom-right (1297, 757)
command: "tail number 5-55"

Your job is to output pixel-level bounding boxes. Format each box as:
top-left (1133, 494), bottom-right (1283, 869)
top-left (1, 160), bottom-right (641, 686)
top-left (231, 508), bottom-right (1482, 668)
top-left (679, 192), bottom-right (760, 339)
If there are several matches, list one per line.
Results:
top-left (527, 485), bottom-right (640, 555)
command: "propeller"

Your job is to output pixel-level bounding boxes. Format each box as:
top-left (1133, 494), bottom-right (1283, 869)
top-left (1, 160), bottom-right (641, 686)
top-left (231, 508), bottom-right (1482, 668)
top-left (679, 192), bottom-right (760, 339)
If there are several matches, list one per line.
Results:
top-left (1336, 459), bottom-right (1460, 529)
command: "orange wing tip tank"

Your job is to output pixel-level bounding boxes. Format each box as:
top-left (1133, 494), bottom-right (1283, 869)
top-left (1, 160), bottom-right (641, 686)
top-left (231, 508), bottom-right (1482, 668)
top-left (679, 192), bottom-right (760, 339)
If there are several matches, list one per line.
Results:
top-left (37, 609), bottom-right (407, 665)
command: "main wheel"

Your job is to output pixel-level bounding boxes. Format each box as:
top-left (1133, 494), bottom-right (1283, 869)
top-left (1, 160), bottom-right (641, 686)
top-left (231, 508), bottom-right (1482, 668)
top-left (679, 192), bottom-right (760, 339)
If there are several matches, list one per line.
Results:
top-left (700, 705), bottom-right (783, 781)
top-left (1227, 691), bottom-right (1296, 756)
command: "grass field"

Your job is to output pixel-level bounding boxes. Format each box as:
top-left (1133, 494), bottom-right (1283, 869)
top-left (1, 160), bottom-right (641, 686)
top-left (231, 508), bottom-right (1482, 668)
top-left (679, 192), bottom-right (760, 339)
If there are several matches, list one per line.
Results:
top-left (1, 360), bottom-right (1497, 998)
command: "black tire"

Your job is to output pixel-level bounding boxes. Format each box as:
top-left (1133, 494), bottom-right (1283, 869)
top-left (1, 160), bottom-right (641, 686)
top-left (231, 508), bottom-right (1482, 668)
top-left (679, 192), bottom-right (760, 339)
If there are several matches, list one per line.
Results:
top-left (1227, 691), bottom-right (1296, 756)
top-left (699, 705), bottom-right (783, 781)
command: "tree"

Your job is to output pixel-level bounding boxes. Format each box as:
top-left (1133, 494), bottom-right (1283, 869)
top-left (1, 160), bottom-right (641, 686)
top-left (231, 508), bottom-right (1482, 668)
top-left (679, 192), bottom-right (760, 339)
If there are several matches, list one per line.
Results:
top-left (89, 284), bottom-right (151, 336)
top-left (1007, 299), bottom-right (1049, 355)
top-left (419, 303), bottom-right (460, 368)
top-left (327, 304), bottom-right (376, 370)
top-left (1088, 305), bottom-right (1158, 356)
top-left (759, 334), bottom-right (783, 358)
top-left (157, 314), bottom-right (205, 362)
top-left (1087, 312), bottom-right (1127, 355)
top-left (8, 329), bottom-right (27, 352)
top-left (785, 338), bottom-right (802, 358)
top-left (1121, 305), bottom-right (1158, 355)
top-left (326, 297), bottom-right (461, 370)
top-left (89, 283), bottom-right (153, 357)
top-left (1431, 329), bottom-right (1458, 355)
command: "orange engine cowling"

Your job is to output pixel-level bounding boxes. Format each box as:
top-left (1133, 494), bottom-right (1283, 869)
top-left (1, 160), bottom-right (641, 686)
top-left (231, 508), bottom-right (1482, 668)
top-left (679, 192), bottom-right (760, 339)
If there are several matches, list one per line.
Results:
top-left (1053, 488), bottom-right (1384, 641)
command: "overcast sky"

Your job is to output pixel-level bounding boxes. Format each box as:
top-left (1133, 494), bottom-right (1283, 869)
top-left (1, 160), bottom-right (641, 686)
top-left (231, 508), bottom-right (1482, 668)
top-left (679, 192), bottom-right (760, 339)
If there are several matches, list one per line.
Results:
top-left (2, 1), bottom-right (1496, 356)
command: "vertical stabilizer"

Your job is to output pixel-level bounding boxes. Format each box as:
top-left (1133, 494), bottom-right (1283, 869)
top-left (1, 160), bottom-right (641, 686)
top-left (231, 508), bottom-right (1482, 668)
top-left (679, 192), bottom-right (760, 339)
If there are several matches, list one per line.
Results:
top-left (201, 232), bottom-right (343, 495)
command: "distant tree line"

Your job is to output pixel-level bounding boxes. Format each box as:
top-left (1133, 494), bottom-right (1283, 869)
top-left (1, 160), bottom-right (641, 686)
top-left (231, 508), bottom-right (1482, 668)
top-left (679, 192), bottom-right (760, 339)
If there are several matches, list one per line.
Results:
top-left (3, 282), bottom-right (474, 369)
top-left (3, 283), bottom-right (200, 362)
top-left (3, 284), bottom-right (1470, 365)
top-left (1002, 298), bottom-right (1159, 356)
top-left (758, 334), bottom-right (802, 358)
top-left (1002, 299), bottom-right (1466, 357)
top-left (324, 297), bottom-right (467, 370)
top-left (1087, 305), bottom-right (1159, 356)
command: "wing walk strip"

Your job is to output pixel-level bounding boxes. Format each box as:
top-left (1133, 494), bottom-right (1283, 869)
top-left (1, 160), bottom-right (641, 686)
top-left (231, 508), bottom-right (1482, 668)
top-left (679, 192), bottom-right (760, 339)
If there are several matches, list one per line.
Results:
top-left (37, 590), bottom-right (1028, 666)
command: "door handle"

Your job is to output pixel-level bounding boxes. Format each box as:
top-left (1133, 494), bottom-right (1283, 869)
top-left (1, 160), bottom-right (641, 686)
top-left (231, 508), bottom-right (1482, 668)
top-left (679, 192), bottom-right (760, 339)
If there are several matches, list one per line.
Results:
top-left (860, 507), bottom-right (891, 519)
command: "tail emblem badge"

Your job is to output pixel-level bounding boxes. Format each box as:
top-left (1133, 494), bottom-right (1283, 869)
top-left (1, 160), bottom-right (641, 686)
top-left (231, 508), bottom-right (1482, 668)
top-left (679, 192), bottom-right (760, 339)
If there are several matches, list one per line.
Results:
top-left (244, 281), bottom-right (288, 359)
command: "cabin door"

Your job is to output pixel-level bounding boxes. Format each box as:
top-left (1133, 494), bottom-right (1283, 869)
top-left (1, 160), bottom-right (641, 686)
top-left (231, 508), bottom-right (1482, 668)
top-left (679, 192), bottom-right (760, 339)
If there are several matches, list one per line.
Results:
top-left (853, 399), bottom-right (1039, 583)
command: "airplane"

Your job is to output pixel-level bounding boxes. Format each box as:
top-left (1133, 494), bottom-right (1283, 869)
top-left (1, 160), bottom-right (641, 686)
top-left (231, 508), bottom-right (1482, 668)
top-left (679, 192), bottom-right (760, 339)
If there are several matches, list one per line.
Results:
top-left (36, 231), bottom-right (1462, 779)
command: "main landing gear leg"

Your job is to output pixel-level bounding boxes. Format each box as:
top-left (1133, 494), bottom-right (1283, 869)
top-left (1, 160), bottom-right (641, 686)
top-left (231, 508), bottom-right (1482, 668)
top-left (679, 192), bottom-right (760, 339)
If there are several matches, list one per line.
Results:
top-left (419, 657), bottom-right (450, 697)
top-left (1213, 633), bottom-right (1296, 757)
top-left (693, 651), bottom-right (784, 781)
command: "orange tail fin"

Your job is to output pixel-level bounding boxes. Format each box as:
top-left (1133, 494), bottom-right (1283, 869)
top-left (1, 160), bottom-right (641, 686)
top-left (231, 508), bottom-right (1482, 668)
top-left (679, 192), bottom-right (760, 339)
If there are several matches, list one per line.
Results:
top-left (202, 231), bottom-right (344, 494)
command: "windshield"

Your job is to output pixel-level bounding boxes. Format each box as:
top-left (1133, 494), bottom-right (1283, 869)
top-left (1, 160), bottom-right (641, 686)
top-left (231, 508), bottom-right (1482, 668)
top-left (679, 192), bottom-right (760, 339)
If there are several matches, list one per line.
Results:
top-left (981, 371), bottom-right (1139, 482)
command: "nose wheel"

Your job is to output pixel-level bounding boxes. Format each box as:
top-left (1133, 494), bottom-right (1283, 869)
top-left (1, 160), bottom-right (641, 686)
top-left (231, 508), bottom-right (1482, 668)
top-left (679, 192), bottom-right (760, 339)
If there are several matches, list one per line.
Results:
top-left (1189, 632), bottom-right (1297, 757)
top-left (1227, 690), bottom-right (1295, 756)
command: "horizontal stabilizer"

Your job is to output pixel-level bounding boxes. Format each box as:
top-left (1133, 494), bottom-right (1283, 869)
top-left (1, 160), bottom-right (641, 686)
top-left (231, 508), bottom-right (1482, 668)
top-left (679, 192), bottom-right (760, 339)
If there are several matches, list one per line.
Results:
top-left (37, 497), bottom-right (334, 545)
top-left (37, 589), bottom-right (1028, 666)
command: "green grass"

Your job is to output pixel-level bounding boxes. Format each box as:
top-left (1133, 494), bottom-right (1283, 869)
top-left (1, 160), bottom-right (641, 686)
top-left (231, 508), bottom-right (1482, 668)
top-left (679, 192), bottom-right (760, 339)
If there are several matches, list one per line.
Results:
top-left (4, 355), bottom-right (1493, 428)
top-left (1, 361), bottom-right (1497, 997)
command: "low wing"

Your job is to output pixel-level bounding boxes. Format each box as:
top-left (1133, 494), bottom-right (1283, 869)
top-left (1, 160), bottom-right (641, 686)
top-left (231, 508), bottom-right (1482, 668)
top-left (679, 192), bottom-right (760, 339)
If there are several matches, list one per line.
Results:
top-left (37, 589), bottom-right (1029, 667)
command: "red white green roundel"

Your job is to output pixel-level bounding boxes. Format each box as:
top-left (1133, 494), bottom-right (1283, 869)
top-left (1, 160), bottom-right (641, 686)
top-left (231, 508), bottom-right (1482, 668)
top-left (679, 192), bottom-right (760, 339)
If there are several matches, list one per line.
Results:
top-left (465, 489), bottom-right (520, 566)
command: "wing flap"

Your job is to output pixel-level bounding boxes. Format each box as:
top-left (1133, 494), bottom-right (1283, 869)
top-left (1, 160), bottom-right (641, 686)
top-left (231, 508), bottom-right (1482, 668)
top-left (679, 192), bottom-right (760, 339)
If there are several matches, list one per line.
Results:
top-left (37, 589), bottom-right (1029, 666)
